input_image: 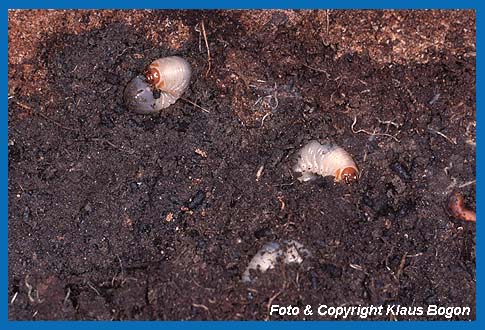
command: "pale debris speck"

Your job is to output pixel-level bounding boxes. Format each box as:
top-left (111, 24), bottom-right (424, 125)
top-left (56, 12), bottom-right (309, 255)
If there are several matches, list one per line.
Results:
top-left (195, 148), bottom-right (207, 158)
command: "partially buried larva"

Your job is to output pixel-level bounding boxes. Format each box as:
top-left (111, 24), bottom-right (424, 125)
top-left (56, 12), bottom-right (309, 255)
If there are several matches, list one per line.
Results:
top-left (242, 240), bottom-right (311, 283)
top-left (293, 140), bottom-right (359, 184)
top-left (123, 56), bottom-right (191, 114)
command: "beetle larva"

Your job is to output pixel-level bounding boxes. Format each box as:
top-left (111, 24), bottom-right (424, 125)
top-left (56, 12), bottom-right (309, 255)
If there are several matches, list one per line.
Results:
top-left (293, 140), bottom-right (359, 184)
top-left (447, 191), bottom-right (476, 222)
top-left (123, 56), bottom-right (191, 114)
top-left (242, 240), bottom-right (311, 283)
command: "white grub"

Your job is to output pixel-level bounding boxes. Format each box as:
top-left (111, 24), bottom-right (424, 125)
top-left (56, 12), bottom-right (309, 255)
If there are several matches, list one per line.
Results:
top-left (124, 56), bottom-right (191, 114)
top-left (293, 140), bottom-right (359, 184)
top-left (242, 240), bottom-right (311, 283)
top-left (146, 56), bottom-right (191, 97)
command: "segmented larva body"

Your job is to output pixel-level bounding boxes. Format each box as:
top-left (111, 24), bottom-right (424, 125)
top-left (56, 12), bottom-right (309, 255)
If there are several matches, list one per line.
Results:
top-left (242, 240), bottom-right (311, 283)
top-left (447, 191), bottom-right (476, 222)
top-left (293, 140), bottom-right (359, 184)
top-left (123, 56), bottom-right (191, 114)
top-left (145, 56), bottom-right (191, 98)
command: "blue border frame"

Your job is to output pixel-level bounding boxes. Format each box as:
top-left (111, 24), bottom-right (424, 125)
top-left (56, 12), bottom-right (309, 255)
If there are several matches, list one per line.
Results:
top-left (1, 0), bottom-right (479, 9)
top-left (3, 0), bottom-right (479, 329)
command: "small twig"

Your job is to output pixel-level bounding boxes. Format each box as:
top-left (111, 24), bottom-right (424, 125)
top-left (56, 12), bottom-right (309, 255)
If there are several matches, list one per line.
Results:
top-left (14, 100), bottom-right (32, 110)
top-left (256, 164), bottom-right (265, 181)
top-left (266, 91), bottom-right (279, 110)
top-left (267, 289), bottom-right (284, 308)
top-left (86, 281), bottom-right (101, 296)
top-left (37, 112), bottom-right (79, 132)
top-left (116, 46), bottom-right (134, 60)
top-left (464, 121), bottom-right (476, 147)
top-left (63, 287), bottom-right (71, 305)
top-left (250, 82), bottom-right (279, 112)
top-left (180, 97), bottom-right (210, 113)
top-left (377, 118), bottom-right (401, 134)
top-left (112, 255), bottom-right (125, 286)
top-left (100, 86), bottom-right (112, 94)
top-left (194, 23), bottom-right (202, 52)
top-left (459, 180), bottom-right (476, 189)
top-left (444, 162), bottom-right (453, 176)
top-left (92, 138), bottom-right (135, 154)
top-left (261, 112), bottom-right (271, 127)
top-left (445, 177), bottom-right (458, 193)
top-left (428, 127), bottom-right (457, 145)
top-left (25, 277), bottom-right (35, 303)
top-left (192, 303), bottom-right (209, 312)
top-left (303, 64), bottom-right (331, 79)
top-left (10, 291), bottom-right (18, 304)
top-left (251, 96), bottom-right (263, 111)
top-left (395, 252), bottom-right (408, 279)
top-left (277, 196), bottom-right (285, 211)
top-left (429, 93), bottom-right (441, 105)
top-left (444, 177), bottom-right (477, 194)
top-left (377, 118), bottom-right (400, 129)
top-left (349, 263), bottom-right (365, 272)
top-left (406, 253), bottom-right (423, 258)
top-left (201, 20), bottom-right (211, 77)
top-left (351, 116), bottom-right (400, 142)
top-left (265, 287), bottom-right (286, 319)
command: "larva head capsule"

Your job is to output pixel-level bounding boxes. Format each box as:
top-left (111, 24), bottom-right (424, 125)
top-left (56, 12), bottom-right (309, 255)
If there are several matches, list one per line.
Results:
top-left (144, 67), bottom-right (161, 87)
top-left (340, 167), bottom-right (359, 184)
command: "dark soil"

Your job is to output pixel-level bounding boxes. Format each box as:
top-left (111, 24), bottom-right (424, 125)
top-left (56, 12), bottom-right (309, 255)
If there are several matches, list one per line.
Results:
top-left (8, 10), bottom-right (476, 320)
